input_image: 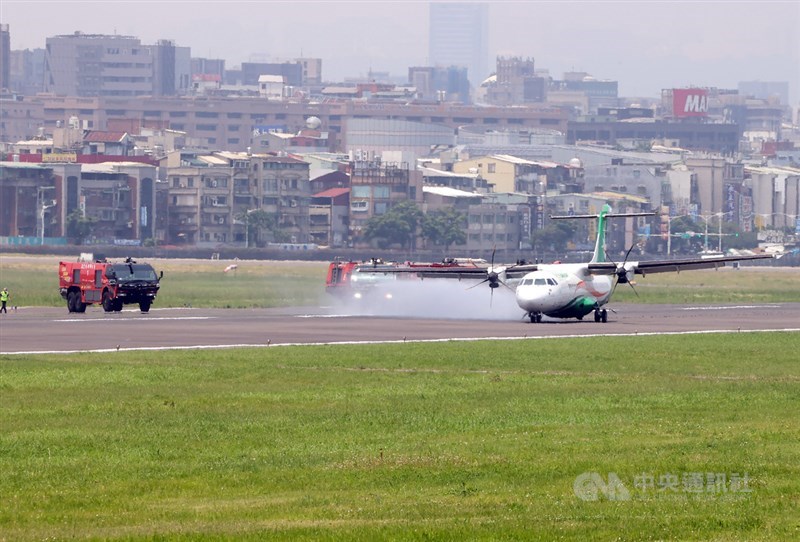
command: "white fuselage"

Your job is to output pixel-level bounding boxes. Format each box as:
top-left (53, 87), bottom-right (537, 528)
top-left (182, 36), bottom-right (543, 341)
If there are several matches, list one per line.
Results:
top-left (513, 264), bottom-right (613, 317)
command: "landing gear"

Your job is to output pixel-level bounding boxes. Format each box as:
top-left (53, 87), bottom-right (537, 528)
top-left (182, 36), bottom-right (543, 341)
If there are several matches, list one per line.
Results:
top-left (593, 308), bottom-right (608, 323)
top-left (527, 311), bottom-right (543, 323)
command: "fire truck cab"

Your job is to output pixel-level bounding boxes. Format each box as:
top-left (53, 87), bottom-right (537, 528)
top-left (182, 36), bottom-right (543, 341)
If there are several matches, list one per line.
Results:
top-left (59, 255), bottom-right (162, 313)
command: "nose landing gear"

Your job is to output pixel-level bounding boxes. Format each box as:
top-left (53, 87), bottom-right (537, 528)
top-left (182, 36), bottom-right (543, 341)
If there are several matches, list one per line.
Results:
top-left (527, 311), bottom-right (543, 323)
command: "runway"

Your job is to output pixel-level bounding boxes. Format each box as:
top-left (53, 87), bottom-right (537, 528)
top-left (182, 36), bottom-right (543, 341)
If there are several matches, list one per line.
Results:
top-left (1, 302), bottom-right (799, 354)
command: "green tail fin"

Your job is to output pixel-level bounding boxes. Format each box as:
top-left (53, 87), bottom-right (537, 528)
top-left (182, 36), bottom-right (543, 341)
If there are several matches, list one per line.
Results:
top-left (591, 204), bottom-right (612, 263)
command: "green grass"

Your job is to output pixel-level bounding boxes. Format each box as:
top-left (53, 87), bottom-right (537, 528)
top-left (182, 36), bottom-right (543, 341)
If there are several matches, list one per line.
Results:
top-left (0, 256), bottom-right (328, 308)
top-left (2, 333), bottom-right (799, 540)
top-left (611, 267), bottom-right (800, 304)
top-left (2, 255), bottom-right (799, 309)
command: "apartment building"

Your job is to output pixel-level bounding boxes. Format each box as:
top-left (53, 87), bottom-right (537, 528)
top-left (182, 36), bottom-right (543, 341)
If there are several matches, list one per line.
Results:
top-left (0, 159), bottom-right (157, 243)
top-left (348, 158), bottom-right (416, 240)
top-left (162, 151), bottom-right (311, 246)
top-left (0, 162), bottom-right (58, 239)
top-left (452, 154), bottom-right (577, 194)
top-left (1, 92), bottom-right (569, 150)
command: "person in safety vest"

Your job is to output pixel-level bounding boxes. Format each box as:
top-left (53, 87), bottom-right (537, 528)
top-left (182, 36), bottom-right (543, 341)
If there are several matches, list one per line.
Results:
top-left (0, 288), bottom-right (9, 313)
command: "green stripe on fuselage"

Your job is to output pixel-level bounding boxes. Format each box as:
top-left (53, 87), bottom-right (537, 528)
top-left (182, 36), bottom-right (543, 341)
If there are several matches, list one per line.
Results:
top-left (545, 296), bottom-right (598, 319)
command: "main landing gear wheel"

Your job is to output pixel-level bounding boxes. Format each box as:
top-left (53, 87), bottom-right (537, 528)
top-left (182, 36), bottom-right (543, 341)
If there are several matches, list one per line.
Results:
top-left (527, 312), bottom-right (543, 323)
top-left (594, 309), bottom-right (608, 323)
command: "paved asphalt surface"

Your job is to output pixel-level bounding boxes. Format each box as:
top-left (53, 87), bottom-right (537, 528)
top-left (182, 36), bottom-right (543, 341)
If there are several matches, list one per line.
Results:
top-left (1, 302), bottom-right (798, 354)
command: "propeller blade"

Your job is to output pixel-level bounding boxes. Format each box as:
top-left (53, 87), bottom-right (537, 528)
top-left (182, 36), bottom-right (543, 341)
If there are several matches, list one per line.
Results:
top-left (628, 281), bottom-right (640, 298)
top-left (466, 277), bottom-right (490, 290)
top-left (497, 278), bottom-right (515, 292)
top-left (623, 243), bottom-right (636, 264)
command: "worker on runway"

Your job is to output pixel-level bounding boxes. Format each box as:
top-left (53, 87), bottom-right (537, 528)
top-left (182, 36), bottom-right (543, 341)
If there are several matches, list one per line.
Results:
top-left (0, 288), bottom-right (9, 314)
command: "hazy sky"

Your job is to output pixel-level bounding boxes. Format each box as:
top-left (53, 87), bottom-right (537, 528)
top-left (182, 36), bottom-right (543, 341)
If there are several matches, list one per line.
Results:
top-left (2, 0), bottom-right (798, 102)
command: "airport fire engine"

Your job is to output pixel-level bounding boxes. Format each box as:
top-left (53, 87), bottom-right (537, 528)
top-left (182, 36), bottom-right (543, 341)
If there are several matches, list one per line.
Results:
top-left (325, 257), bottom-right (489, 299)
top-left (58, 255), bottom-right (162, 313)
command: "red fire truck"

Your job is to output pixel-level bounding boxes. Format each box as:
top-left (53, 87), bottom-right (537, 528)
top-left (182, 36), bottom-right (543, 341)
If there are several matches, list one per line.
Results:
top-left (59, 255), bottom-right (162, 313)
top-left (325, 257), bottom-right (488, 299)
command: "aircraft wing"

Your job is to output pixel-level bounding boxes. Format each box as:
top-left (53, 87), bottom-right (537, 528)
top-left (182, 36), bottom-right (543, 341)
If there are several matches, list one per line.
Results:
top-left (588, 254), bottom-right (773, 276)
top-left (352, 262), bottom-right (540, 281)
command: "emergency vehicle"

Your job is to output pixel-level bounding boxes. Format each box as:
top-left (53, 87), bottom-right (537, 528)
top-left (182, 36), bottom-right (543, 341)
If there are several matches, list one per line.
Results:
top-left (325, 257), bottom-right (489, 300)
top-left (59, 255), bottom-right (162, 313)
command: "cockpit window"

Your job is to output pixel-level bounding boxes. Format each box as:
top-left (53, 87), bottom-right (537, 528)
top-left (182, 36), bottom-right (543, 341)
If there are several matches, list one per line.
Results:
top-left (534, 278), bottom-right (547, 286)
top-left (546, 278), bottom-right (557, 285)
top-left (521, 279), bottom-right (533, 286)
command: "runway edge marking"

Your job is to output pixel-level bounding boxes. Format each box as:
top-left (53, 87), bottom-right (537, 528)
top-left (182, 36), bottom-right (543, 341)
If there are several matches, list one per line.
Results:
top-left (2, 328), bottom-right (799, 356)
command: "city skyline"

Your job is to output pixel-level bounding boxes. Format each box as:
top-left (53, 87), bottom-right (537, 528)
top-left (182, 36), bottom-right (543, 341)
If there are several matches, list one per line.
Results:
top-left (1, 0), bottom-right (798, 102)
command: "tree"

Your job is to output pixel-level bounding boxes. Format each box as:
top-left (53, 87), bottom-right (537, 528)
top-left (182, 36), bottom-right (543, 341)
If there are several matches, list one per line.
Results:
top-left (65, 209), bottom-right (97, 245)
top-left (237, 209), bottom-right (278, 247)
top-left (531, 221), bottom-right (577, 253)
top-left (362, 201), bottom-right (423, 250)
top-left (421, 207), bottom-right (467, 252)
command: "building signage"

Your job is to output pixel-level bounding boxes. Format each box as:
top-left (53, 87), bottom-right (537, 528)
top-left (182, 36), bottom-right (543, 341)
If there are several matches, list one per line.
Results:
top-left (252, 124), bottom-right (288, 137)
top-left (42, 153), bottom-right (78, 163)
top-left (672, 88), bottom-right (709, 118)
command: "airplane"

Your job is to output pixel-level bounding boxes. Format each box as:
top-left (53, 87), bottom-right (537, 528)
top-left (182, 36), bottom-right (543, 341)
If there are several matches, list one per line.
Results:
top-left (327, 204), bottom-right (773, 323)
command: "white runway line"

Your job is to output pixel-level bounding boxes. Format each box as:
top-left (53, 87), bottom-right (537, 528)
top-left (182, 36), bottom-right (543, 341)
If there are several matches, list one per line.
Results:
top-left (2, 328), bottom-right (799, 356)
top-left (51, 316), bottom-right (214, 323)
top-left (295, 314), bottom-right (361, 318)
top-left (682, 305), bottom-right (782, 311)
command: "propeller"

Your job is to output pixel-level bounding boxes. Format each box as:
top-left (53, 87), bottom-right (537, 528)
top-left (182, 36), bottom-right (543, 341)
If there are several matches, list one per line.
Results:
top-left (466, 247), bottom-right (513, 307)
top-left (605, 245), bottom-right (639, 297)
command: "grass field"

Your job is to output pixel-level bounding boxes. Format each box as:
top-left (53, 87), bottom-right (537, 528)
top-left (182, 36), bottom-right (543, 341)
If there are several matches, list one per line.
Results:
top-left (0, 255), bottom-right (328, 308)
top-left (0, 254), bottom-right (798, 308)
top-left (2, 333), bottom-right (799, 540)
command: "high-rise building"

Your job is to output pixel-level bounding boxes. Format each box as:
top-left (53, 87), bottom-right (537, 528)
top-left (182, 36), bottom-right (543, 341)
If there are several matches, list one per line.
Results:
top-left (149, 41), bottom-right (191, 96)
top-left (737, 81), bottom-right (790, 105)
top-left (0, 24), bottom-right (10, 91)
top-left (9, 48), bottom-right (46, 95)
top-left (295, 57), bottom-right (322, 86)
top-left (408, 65), bottom-right (470, 103)
top-left (428, 2), bottom-right (489, 89)
top-left (191, 57), bottom-right (226, 80)
top-left (44, 32), bottom-right (154, 97)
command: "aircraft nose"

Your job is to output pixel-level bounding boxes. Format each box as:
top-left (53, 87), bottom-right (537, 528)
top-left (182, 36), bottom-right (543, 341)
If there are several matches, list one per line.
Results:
top-left (516, 286), bottom-right (549, 310)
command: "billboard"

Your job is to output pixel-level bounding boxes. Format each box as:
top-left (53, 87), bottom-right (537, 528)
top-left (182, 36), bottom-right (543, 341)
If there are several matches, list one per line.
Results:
top-left (672, 88), bottom-right (709, 118)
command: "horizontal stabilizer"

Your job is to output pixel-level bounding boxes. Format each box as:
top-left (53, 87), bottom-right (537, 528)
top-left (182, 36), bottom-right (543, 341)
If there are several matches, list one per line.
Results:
top-left (551, 212), bottom-right (656, 220)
